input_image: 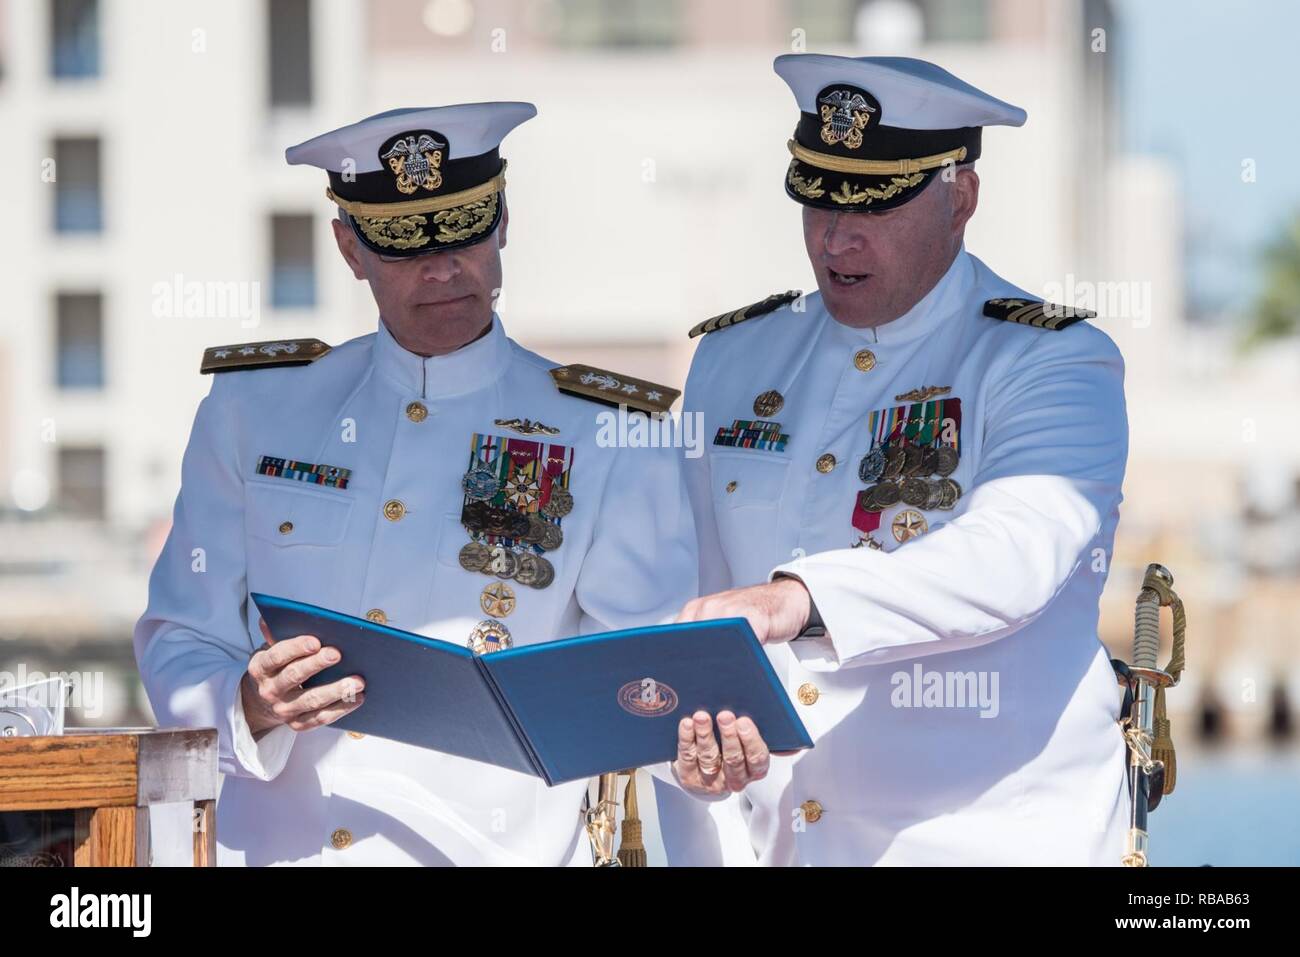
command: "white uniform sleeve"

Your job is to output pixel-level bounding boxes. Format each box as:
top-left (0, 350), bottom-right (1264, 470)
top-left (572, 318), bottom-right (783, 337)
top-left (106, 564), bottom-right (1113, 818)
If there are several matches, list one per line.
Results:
top-left (574, 429), bottom-right (699, 633)
top-left (771, 325), bottom-right (1128, 670)
top-left (133, 374), bottom-right (296, 780)
top-left (682, 344), bottom-right (736, 596)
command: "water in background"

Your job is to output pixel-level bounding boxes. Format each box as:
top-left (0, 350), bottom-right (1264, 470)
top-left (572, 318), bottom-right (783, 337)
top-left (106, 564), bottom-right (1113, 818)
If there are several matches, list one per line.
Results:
top-left (1152, 746), bottom-right (1300, 866)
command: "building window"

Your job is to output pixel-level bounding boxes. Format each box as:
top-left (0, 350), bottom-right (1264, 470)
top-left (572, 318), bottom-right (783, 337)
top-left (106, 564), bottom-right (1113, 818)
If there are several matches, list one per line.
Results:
top-left (51, 0), bottom-right (100, 78)
top-left (54, 136), bottom-right (102, 233)
top-left (56, 292), bottom-right (104, 388)
top-left (58, 446), bottom-right (106, 519)
top-left (268, 0), bottom-right (312, 106)
top-left (551, 0), bottom-right (682, 48)
top-left (271, 214), bottom-right (315, 308)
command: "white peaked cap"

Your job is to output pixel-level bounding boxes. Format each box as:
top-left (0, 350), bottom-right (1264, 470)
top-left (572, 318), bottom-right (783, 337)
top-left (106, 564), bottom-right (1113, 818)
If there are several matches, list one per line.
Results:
top-left (774, 54), bottom-right (1025, 130)
top-left (286, 102), bottom-right (537, 170)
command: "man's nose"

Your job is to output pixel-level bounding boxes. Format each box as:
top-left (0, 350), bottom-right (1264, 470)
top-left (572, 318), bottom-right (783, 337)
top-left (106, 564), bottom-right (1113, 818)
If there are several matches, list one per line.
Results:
top-left (418, 250), bottom-right (462, 282)
top-left (822, 213), bottom-right (866, 257)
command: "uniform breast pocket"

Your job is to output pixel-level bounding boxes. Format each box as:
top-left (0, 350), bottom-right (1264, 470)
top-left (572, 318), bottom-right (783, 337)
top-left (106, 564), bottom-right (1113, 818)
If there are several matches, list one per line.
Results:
top-left (709, 451), bottom-right (790, 577)
top-left (245, 482), bottom-right (354, 600)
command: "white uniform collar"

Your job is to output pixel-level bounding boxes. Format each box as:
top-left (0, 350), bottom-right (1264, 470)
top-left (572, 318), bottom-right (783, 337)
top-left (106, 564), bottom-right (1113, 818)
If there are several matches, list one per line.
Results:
top-left (827, 246), bottom-right (974, 347)
top-left (373, 312), bottom-right (512, 398)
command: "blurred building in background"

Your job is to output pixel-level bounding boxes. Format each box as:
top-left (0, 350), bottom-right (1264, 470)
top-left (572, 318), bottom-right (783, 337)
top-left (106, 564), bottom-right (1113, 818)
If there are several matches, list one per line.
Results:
top-left (0, 0), bottom-right (1295, 767)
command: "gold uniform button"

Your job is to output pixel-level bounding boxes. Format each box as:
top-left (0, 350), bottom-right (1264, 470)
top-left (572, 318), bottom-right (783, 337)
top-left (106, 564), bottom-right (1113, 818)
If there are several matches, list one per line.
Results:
top-left (797, 683), bottom-right (820, 705)
top-left (725, 480), bottom-right (738, 494)
top-left (383, 499), bottom-right (406, 521)
top-left (278, 520), bottom-right (294, 535)
top-left (405, 401), bottom-right (428, 422)
top-left (815, 453), bottom-right (837, 474)
top-left (346, 731), bottom-right (365, 740)
top-left (800, 800), bottom-right (824, 824)
top-left (853, 349), bottom-right (877, 372)
top-left (330, 828), bottom-right (353, 850)
top-left (365, 608), bottom-right (387, 625)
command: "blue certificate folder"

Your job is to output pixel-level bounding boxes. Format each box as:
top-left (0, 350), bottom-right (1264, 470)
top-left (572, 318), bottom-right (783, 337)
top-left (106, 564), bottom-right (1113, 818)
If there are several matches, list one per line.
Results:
top-left (252, 593), bottom-right (813, 786)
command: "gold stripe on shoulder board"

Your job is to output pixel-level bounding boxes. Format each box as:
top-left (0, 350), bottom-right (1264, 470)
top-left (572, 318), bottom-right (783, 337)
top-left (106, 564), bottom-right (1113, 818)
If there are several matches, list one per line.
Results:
top-left (688, 289), bottom-right (803, 339)
top-left (982, 298), bottom-right (1095, 332)
top-left (201, 338), bottom-right (332, 374)
top-left (550, 364), bottom-right (680, 416)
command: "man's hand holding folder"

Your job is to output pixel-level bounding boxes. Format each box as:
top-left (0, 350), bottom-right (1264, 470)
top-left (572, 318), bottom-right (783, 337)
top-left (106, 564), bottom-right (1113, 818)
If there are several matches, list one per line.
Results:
top-left (671, 576), bottom-right (813, 796)
top-left (241, 618), bottom-right (365, 739)
top-left (252, 593), bottom-right (813, 787)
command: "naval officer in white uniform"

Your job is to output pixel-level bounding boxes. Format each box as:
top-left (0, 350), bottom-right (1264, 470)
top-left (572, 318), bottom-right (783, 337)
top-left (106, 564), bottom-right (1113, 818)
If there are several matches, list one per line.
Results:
top-left (134, 103), bottom-right (699, 866)
top-left (672, 55), bottom-right (1131, 865)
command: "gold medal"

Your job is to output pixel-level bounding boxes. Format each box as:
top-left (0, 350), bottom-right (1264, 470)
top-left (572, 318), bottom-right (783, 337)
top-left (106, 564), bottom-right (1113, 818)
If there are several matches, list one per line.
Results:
top-left (937, 478), bottom-right (962, 510)
top-left (891, 509), bottom-right (928, 543)
top-left (935, 446), bottom-right (958, 476)
top-left (515, 552), bottom-right (540, 587)
top-left (529, 555), bottom-right (555, 589)
top-left (539, 521), bottom-right (563, 552)
top-left (458, 541), bottom-right (490, 572)
top-left (920, 447), bottom-right (940, 475)
top-left (901, 477), bottom-right (929, 507)
top-left (753, 390), bottom-right (785, 418)
top-left (541, 486), bottom-right (573, 518)
top-left (503, 469), bottom-right (540, 509)
top-left (901, 445), bottom-right (926, 477)
top-left (882, 446), bottom-right (905, 480)
top-left (523, 513), bottom-right (548, 545)
top-left (468, 619), bottom-right (513, 655)
top-left (480, 582), bottom-right (516, 617)
top-left (922, 479), bottom-right (944, 510)
top-left (488, 545), bottom-right (519, 580)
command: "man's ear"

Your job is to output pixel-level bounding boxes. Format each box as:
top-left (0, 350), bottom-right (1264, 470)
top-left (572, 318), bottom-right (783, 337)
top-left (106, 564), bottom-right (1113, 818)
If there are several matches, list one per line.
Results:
top-left (951, 167), bottom-right (980, 235)
top-left (331, 218), bottom-right (369, 280)
top-left (496, 196), bottom-right (509, 251)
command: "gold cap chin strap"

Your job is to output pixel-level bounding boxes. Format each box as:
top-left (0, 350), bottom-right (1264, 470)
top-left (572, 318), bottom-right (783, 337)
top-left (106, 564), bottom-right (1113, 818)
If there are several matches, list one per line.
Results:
top-left (327, 161), bottom-right (507, 219)
top-left (787, 139), bottom-right (968, 177)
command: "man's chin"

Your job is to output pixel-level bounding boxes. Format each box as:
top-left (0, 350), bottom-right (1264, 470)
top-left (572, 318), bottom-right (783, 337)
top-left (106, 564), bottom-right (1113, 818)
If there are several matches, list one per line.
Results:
top-left (415, 294), bottom-right (477, 313)
top-left (817, 280), bottom-right (883, 329)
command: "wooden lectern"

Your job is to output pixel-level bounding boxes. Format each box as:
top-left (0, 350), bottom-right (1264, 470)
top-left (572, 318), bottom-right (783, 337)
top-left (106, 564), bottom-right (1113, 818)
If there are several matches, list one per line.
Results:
top-left (0, 728), bottom-right (218, 867)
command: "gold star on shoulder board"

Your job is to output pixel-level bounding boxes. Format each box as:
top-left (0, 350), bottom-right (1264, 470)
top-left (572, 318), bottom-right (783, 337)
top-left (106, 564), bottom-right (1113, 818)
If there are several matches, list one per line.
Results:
top-left (201, 338), bottom-right (331, 374)
top-left (549, 364), bottom-right (679, 417)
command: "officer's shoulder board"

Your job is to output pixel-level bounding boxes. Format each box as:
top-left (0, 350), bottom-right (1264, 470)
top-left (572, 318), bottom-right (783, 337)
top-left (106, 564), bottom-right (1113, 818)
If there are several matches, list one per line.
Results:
top-left (200, 338), bottom-right (332, 374)
top-left (549, 364), bottom-right (680, 417)
top-left (982, 298), bottom-right (1095, 332)
top-left (688, 289), bottom-right (803, 339)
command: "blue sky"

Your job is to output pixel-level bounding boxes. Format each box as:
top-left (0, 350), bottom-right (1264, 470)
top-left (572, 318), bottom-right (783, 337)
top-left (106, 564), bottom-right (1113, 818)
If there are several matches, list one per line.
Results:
top-left (1115, 0), bottom-right (1300, 318)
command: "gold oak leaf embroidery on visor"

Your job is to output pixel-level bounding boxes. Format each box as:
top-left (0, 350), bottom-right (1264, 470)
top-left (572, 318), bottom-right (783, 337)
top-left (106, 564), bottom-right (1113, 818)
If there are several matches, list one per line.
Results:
top-left (355, 192), bottom-right (500, 250)
top-left (356, 213), bottom-right (432, 251)
top-left (828, 173), bottom-right (926, 206)
top-left (433, 192), bottom-right (498, 244)
top-left (787, 160), bottom-right (826, 199)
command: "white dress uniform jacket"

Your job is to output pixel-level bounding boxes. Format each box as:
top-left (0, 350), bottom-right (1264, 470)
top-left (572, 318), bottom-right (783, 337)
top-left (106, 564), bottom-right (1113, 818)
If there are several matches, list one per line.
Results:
top-left (135, 315), bottom-right (698, 866)
top-left (684, 249), bottom-right (1131, 865)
